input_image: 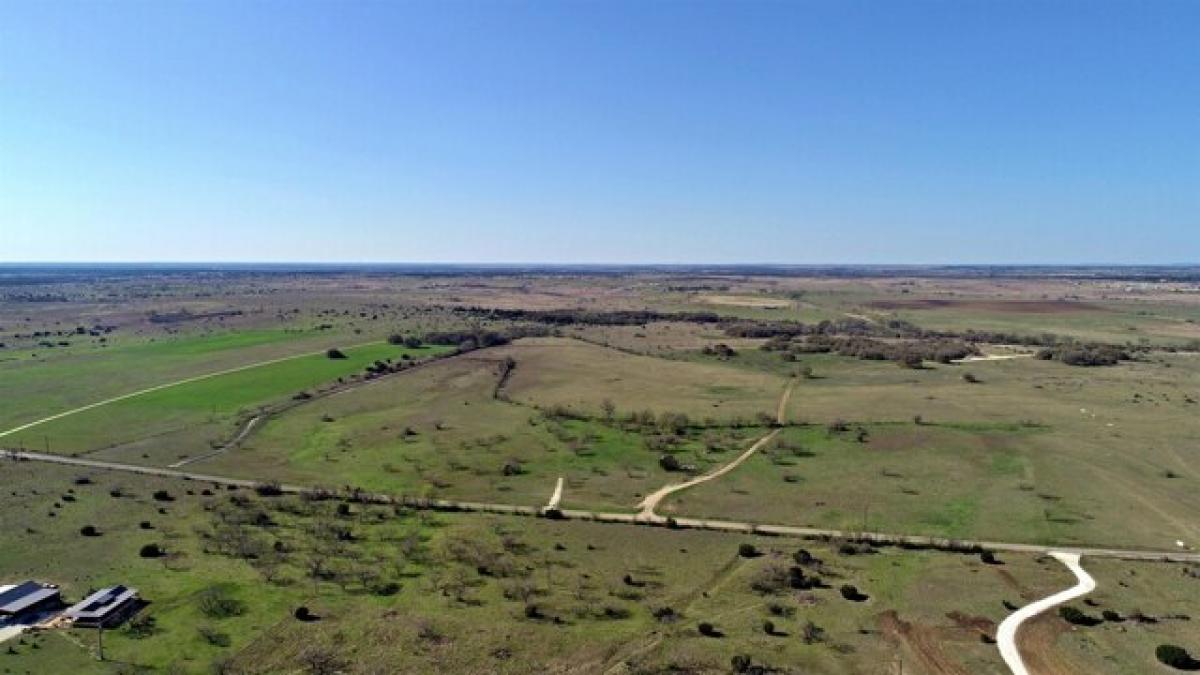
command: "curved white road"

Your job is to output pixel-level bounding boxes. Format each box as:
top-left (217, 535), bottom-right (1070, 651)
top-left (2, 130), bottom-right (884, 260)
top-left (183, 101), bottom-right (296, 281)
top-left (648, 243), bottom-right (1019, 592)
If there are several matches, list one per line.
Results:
top-left (996, 551), bottom-right (1096, 675)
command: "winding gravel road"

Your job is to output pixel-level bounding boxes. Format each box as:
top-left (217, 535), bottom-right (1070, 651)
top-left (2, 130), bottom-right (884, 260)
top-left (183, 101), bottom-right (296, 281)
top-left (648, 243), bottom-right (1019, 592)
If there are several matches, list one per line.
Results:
top-left (636, 379), bottom-right (794, 518)
top-left (996, 552), bottom-right (1097, 675)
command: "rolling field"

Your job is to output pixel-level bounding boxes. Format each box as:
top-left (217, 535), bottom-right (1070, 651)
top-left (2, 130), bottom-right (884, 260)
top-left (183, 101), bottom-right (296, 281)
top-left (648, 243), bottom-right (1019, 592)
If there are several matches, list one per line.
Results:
top-left (2, 340), bottom-right (451, 462)
top-left (5, 460), bottom-right (1194, 675)
top-left (494, 337), bottom-right (787, 422)
top-left (4, 268), bottom-right (1200, 674)
top-left (661, 353), bottom-right (1200, 549)
top-left (196, 351), bottom-right (769, 511)
top-left (0, 328), bottom-right (366, 432)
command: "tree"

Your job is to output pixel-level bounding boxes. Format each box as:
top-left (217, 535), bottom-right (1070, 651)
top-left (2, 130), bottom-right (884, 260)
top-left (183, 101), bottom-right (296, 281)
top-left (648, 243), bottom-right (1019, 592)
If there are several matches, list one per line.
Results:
top-left (325, 348), bottom-right (347, 359)
top-left (1155, 644), bottom-right (1200, 670)
top-left (600, 398), bottom-right (616, 422)
top-left (1059, 606), bottom-right (1102, 627)
top-left (139, 543), bottom-right (165, 558)
top-left (697, 621), bottom-right (720, 637)
top-left (840, 584), bottom-right (868, 602)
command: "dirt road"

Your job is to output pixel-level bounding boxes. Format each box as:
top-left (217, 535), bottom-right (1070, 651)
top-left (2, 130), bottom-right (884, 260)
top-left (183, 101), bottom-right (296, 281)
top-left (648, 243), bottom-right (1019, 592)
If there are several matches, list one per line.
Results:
top-left (635, 379), bottom-right (794, 519)
top-left (6, 450), bottom-right (1200, 564)
top-left (996, 552), bottom-right (1096, 675)
top-left (168, 415), bottom-right (261, 468)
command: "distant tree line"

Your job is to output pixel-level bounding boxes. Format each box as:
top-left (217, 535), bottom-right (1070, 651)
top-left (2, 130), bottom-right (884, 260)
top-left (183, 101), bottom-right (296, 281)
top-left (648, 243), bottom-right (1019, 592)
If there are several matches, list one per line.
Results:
top-left (422, 324), bottom-right (551, 351)
top-left (1036, 343), bottom-right (1129, 366)
top-left (441, 305), bottom-right (1194, 357)
top-left (763, 334), bottom-right (978, 367)
top-left (449, 306), bottom-right (723, 326)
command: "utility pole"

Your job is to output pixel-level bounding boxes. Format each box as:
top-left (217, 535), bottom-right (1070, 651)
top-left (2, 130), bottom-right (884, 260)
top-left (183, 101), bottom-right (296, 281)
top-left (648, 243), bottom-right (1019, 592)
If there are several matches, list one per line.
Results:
top-left (96, 624), bottom-right (104, 661)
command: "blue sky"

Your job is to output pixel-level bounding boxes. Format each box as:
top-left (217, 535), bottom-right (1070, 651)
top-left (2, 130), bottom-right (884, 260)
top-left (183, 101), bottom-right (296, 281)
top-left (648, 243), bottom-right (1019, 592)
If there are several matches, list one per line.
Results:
top-left (1, 0), bottom-right (1196, 263)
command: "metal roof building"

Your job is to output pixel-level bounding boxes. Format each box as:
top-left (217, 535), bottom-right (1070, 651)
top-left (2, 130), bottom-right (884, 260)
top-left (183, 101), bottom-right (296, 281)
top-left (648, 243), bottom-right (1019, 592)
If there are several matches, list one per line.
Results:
top-left (64, 586), bottom-right (140, 627)
top-left (0, 581), bottom-right (61, 616)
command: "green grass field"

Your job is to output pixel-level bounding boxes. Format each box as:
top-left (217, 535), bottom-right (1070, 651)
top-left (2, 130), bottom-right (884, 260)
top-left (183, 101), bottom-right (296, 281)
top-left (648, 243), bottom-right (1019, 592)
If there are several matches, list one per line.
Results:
top-left (659, 352), bottom-right (1200, 549)
top-left (195, 352), bottom-right (768, 511)
top-left (6, 460), bottom-right (1195, 674)
top-left (2, 341), bottom-right (451, 462)
top-left (0, 328), bottom-right (376, 432)
top-left (4, 271), bottom-right (1200, 674)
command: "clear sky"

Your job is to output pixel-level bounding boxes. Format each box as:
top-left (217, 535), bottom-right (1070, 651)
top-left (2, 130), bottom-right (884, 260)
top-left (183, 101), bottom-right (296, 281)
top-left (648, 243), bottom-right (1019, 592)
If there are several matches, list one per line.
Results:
top-left (1, 0), bottom-right (1197, 264)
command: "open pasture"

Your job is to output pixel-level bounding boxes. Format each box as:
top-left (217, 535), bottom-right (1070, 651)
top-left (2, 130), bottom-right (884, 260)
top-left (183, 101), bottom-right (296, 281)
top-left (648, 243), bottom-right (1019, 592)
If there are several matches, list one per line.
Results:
top-left (196, 352), bottom-right (767, 511)
top-left (662, 352), bottom-right (1200, 549)
top-left (494, 337), bottom-right (788, 422)
top-left (2, 341), bottom-right (449, 463)
top-left (16, 458), bottom-right (1184, 675)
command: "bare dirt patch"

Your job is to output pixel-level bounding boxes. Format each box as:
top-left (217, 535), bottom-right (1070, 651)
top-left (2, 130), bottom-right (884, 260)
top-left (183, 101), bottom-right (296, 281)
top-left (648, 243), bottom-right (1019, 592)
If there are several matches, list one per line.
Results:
top-left (1018, 613), bottom-right (1085, 675)
top-left (696, 294), bottom-right (792, 309)
top-left (878, 610), bottom-right (972, 675)
top-left (945, 610), bottom-right (996, 638)
top-left (867, 299), bottom-right (1104, 314)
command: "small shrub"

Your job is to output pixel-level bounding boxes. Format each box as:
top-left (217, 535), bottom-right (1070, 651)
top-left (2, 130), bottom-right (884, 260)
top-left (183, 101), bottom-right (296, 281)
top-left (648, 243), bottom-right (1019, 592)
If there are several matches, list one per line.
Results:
top-left (198, 626), bottom-right (231, 647)
top-left (1059, 606), bottom-right (1102, 627)
top-left (326, 348), bottom-right (347, 359)
top-left (139, 543), bottom-right (165, 558)
top-left (652, 606), bottom-right (678, 623)
top-left (254, 482), bottom-right (283, 496)
top-left (1156, 644), bottom-right (1200, 670)
top-left (839, 584), bottom-right (869, 602)
top-left (737, 543), bottom-right (760, 558)
top-left (294, 606), bottom-right (318, 622)
top-left (152, 490), bottom-right (175, 502)
top-left (80, 525), bottom-right (101, 537)
top-left (697, 621), bottom-right (721, 637)
top-left (197, 586), bottom-right (246, 619)
top-left (602, 605), bottom-right (632, 620)
top-left (802, 620), bottom-right (826, 644)
top-left (125, 614), bottom-right (157, 639)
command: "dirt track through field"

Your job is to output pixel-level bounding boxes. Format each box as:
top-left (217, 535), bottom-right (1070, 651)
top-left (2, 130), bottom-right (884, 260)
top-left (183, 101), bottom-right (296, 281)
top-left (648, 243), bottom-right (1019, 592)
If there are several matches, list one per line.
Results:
top-left (167, 415), bottom-right (261, 468)
top-left (996, 552), bottom-right (1095, 675)
top-left (635, 378), bottom-right (795, 519)
top-left (0, 339), bottom-right (384, 442)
